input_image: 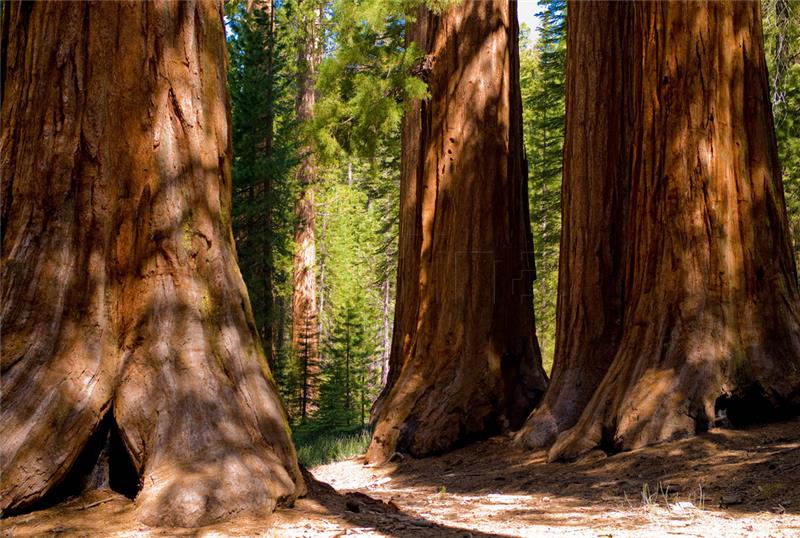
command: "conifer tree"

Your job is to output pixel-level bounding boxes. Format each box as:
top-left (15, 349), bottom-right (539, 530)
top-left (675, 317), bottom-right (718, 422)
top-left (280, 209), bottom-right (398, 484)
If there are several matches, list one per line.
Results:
top-left (312, 0), bottom-right (424, 409)
top-left (1, 0), bottom-right (304, 524)
top-left (520, 0), bottom-right (566, 367)
top-left (227, 0), bottom-right (300, 386)
top-left (316, 179), bottom-right (382, 430)
top-left (763, 0), bottom-right (800, 267)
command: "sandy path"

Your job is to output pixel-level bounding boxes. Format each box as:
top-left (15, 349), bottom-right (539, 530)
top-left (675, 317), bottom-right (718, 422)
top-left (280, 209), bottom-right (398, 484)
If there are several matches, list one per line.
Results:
top-left (3, 418), bottom-right (799, 537)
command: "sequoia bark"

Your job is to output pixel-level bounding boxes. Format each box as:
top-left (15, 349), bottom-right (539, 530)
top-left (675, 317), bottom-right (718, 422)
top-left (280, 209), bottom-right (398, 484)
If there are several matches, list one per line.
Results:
top-left (517, 0), bottom-right (633, 449)
top-left (367, 0), bottom-right (547, 462)
top-left (0, 0), bottom-right (304, 526)
top-left (291, 0), bottom-right (322, 420)
top-left (544, 0), bottom-right (800, 461)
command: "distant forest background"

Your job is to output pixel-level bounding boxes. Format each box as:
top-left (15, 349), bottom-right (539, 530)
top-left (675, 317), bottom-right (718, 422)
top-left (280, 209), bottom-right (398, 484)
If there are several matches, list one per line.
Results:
top-left (224, 0), bottom-right (800, 462)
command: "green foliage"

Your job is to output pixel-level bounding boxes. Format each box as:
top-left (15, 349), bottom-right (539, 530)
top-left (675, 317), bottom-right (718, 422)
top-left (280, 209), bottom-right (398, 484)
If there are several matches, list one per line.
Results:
top-left (227, 1), bottom-right (300, 386)
top-left (520, 0), bottom-right (566, 371)
top-left (226, 0), bottom-right (405, 429)
top-left (224, 0), bottom-right (800, 437)
top-left (289, 0), bottom-right (406, 431)
top-left (313, 0), bottom-right (426, 162)
top-left (763, 0), bottom-right (800, 270)
top-left (293, 425), bottom-right (373, 467)
top-left (316, 176), bottom-right (384, 429)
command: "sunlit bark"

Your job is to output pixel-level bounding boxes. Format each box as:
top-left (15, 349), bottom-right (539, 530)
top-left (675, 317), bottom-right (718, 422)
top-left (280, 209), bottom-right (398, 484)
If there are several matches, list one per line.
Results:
top-left (291, 0), bottom-right (322, 419)
top-left (517, 0), bottom-right (633, 449)
top-left (0, 0), bottom-right (303, 525)
top-left (542, 0), bottom-right (800, 461)
top-left (368, 0), bottom-right (547, 462)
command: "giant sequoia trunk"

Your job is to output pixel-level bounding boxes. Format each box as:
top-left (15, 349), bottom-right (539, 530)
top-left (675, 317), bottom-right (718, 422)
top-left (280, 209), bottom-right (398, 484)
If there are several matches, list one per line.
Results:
top-left (527, 0), bottom-right (800, 461)
top-left (367, 0), bottom-right (548, 462)
top-left (1, 0), bottom-right (304, 526)
top-left (291, 1), bottom-right (322, 420)
top-left (517, 1), bottom-right (633, 449)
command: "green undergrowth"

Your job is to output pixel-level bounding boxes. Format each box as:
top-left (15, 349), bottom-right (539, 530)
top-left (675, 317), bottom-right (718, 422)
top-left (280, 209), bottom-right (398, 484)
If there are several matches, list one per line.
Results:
top-left (292, 424), bottom-right (372, 468)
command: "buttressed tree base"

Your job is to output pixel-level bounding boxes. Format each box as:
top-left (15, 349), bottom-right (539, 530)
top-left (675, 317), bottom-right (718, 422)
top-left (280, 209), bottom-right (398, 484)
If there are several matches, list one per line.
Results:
top-left (516, 0), bottom-right (633, 451)
top-left (1, 0), bottom-right (304, 526)
top-left (367, 0), bottom-right (548, 463)
top-left (520, 0), bottom-right (800, 461)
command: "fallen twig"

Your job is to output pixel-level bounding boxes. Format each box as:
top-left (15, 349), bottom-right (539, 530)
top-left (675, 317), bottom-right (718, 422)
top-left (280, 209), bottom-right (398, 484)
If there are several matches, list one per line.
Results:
top-left (77, 497), bottom-right (118, 511)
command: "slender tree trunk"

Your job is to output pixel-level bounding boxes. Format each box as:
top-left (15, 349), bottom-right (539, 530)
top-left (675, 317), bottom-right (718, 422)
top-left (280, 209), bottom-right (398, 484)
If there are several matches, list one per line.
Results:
top-left (318, 209), bottom-right (327, 343)
top-left (361, 382), bottom-right (366, 428)
top-left (275, 292), bottom-right (288, 392)
top-left (367, 0), bottom-right (547, 462)
top-left (292, 1), bottom-right (322, 419)
top-left (380, 249), bottom-right (391, 387)
top-left (536, 123), bottom-right (549, 357)
top-left (0, 0), bottom-right (304, 525)
top-left (771, 0), bottom-right (790, 121)
top-left (261, 0), bottom-right (277, 369)
top-left (517, 0), bottom-right (633, 449)
top-left (545, 0), bottom-right (800, 461)
top-left (345, 319), bottom-right (352, 421)
top-left (301, 337), bottom-right (310, 420)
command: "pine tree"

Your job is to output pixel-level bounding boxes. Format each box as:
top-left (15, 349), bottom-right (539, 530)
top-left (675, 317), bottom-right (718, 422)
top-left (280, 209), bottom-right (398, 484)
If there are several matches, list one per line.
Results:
top-left (316, 179), bottom-right (382, 430)
top-left (320, 303), bottom-right (375, 428)
top-left (763, 0), bottom-right (800, 269)
top-left (520, 0), bottom-right (566, 369)
top-left (312, 0), bottom-right (423, 412)
top-left (227, 0), bottom-right (300, 388)
top-left (291, 0), bottom-right (325, 415)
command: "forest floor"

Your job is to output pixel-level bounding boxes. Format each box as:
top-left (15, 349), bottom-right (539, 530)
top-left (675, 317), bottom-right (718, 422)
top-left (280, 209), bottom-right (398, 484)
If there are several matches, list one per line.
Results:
top-left (2, 417), bottom-right (799, 537)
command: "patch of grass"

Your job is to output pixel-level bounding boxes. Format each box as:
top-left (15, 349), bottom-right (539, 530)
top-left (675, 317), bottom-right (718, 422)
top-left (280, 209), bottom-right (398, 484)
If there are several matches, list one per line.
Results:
top-left (292, 425), bottom-right (372, 468)
top-left (626, 481), bottom-right (706, 520)
top-left (640, 482), bottom-right (671, 515)
top-left (687, 482), bottom-right (705, 510)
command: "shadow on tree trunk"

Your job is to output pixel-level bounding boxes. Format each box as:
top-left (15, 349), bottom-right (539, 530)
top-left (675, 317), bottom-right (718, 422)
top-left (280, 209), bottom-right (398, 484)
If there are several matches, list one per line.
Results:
top-left (1, 0), bottom-right (303, 527)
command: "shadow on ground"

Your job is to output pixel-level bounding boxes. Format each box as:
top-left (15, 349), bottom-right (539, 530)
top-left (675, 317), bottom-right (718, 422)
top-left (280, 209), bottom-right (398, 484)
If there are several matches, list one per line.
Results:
top-left (360, 416), bottom-right (800, 517)
top-left (0, 470), bottom-right (512, 537)
top-left (2, 417), bottom-right (798, 537)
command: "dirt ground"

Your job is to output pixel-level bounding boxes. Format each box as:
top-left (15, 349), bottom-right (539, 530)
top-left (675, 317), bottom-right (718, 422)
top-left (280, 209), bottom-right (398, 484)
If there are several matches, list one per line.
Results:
top-left (2, 417), bottom-right (799, 537)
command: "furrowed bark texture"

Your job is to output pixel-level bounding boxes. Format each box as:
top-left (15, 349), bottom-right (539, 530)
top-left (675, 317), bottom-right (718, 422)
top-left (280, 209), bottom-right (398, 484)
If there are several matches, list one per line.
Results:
top-left (367, 0), bottom-right (547, 462)
top-left (547, 0), bottom-right (800, 461)
top-left (291, 1), bottom-right (321, 420)
top-left (517, 0), bottom-right (634, 449)
top-left (0, 0), bottom-right (304, 526)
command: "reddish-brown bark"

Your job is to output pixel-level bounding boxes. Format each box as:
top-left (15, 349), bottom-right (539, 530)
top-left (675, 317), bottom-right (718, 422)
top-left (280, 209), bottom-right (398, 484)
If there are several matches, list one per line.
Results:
top-left (538, 0), bottom-right (800, 461)
top-left (517, 0), bottom-right (633, 449)
top-left (291, 1), bottom-right (322, 420)
top-left (1, 0), bottom-right (303, 525)
top-left (367, 0), bottom-right (547, 462)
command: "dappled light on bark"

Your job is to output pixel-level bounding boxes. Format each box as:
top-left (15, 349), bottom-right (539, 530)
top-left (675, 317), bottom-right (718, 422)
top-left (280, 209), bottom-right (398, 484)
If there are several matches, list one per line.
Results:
top-left (367, 0), bottom-right (547, 462)
top-left (518, 0), bottom-right (800, 462)
top-left (1, 0), bottom-right (303, 526)
top-left (517, 0), bottom-right (633, 450)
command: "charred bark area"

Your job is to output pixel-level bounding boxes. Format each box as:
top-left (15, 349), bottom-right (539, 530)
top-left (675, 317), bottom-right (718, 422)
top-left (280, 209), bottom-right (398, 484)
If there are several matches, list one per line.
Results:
top-left (517, 0), bottom-right (634, 449)
top-left (539, 0), bottom-right (800, 462)
top-left (367, 0), bottom-right (547, 462)
top-left (1, 0), bottom-right (304, 526)
top-left (14, 410), bottom-right (141, 518)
